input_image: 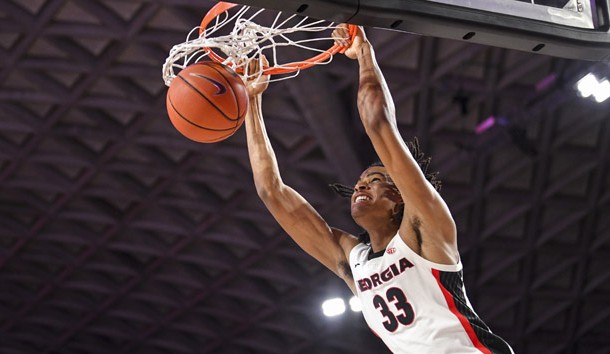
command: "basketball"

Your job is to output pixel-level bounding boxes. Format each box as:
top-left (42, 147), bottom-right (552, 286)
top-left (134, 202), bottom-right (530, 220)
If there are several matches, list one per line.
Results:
top-left (166, 61), bottom-right (249, 143)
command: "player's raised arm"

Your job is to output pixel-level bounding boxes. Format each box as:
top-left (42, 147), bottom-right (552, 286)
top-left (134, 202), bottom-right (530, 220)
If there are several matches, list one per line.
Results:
top-left (243, 58), bottom-right (359, 287)
top-left (334, 25), bottom-right (458, 265)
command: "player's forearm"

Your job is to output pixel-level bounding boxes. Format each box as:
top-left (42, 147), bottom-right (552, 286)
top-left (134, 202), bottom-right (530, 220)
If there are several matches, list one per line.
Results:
top-left (245, 94), bottom-right (283, 199)
top-left (355, 41), bottom-right (397, 132)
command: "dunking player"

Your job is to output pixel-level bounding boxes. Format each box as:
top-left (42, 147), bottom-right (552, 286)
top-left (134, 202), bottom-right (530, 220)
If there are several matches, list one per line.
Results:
top-left (244, 24), bottom-right (514, 353)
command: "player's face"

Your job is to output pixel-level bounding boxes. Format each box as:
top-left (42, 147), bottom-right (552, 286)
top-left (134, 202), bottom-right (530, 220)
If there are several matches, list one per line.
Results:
top-left (351, 166), bottom-right (402, 219)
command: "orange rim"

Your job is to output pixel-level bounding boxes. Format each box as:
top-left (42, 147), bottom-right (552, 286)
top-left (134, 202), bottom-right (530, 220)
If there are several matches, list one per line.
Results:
top-left (199, 1), bottom-right (358, 75)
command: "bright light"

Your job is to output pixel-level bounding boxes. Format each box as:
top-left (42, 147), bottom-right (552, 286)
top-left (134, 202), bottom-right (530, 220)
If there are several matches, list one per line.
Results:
top-left (322, 298), bottom-right (345, 317)
top-left (593, 79), bottom-right (610, 103)
top-left (576, 73), bottom-right (610, 103)
top-left (576, 73), bottom-right (598, 97)
top-left (349, 296), bottom-right (362, 312)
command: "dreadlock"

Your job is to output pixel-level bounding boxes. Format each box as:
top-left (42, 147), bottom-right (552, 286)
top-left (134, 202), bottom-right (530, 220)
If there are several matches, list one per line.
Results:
top-left (328, 183), bottom-right (354, 198)
top-left (405, 137), bottom-right (442, 191)
top-left (329, 137), bottom-right (441, 244)
top-left (330, 137), bottom-right (441, 197)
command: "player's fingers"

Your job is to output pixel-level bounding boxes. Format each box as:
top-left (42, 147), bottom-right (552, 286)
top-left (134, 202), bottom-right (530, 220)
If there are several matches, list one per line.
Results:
top-left (331, 28), bottom-right (340, 42)
top-left (247, 58), bottom-right (256, 76)
top-left (260, 54), bottom-right (269, 68)
top-left (332, 27), bottom-right (349, 46)
top-left (249, 57), bottom-right (265, 78)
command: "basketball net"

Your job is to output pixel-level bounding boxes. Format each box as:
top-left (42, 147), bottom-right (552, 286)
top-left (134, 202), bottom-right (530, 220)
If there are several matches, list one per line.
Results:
top-left (162, 2), bottom-right (356, 87)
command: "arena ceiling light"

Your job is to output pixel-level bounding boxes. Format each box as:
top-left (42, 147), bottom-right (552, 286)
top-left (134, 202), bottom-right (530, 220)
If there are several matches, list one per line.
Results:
top-left (321, 298), bottom-right (346, 317)
top-left (321, 296), bottom-right (363, 317)
top-left (576, 73), bottom-right (610, 103)
top-left (349, 296), bottom-right (362, 312)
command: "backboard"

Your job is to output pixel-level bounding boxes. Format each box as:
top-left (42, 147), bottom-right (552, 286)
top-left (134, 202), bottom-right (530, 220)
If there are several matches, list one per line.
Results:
top-left (224, 0), bottom-right (610, 61)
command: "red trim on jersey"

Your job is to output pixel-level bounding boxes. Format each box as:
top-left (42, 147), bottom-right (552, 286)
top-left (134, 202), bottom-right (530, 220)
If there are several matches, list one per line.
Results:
top-left (432, 269), bottom-right (492, 354)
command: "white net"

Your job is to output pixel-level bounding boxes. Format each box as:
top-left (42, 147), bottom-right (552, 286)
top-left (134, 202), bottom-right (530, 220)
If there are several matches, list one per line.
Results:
top-left (162, 3), bottom-right (349, 87)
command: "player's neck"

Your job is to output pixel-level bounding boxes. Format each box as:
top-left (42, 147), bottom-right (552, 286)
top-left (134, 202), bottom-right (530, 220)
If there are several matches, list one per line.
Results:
top-left (365, 224), bottom-right (398, 253)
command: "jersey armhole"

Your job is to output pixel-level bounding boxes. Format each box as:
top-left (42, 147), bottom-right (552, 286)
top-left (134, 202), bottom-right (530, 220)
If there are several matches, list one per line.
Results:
top-left (348, 242), bottom-right (368, 266)
top-left (395, 233), bottom-right (463, 272)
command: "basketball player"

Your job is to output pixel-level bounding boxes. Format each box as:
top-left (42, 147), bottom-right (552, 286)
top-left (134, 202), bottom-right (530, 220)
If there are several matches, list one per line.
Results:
top-left (243, 25), bottom-right (514, 353)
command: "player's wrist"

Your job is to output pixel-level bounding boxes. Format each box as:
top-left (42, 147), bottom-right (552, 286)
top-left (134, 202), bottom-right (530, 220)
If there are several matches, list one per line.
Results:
top-left (248, 94), bottom-right (262, 106)
top-left (356, 40), bottom-right (373, 59)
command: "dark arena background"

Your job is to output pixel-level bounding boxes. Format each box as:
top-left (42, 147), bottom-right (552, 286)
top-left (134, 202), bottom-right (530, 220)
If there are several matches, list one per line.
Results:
top-left (1, 0), bottom-right (609, 353)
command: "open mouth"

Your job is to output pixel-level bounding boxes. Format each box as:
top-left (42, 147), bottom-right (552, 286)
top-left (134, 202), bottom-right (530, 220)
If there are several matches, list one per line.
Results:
top-left (354, 194), bottom-right (372, 203)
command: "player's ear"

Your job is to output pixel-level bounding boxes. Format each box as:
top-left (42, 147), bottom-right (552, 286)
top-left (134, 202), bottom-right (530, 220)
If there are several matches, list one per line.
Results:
top-left (387, 185), bottom-right (403, 204)
top-left (391, 202), bottom-right (404, 226)
top-left (393, 200), bottom-right (404, 212)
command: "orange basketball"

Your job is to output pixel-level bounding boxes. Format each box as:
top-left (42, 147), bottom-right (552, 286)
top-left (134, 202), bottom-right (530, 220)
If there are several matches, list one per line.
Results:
top-left (166, 61), bottom-right (249, 143)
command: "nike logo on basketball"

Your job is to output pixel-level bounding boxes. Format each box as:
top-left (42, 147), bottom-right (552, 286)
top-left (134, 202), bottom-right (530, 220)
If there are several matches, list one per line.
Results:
top-left (189, 73), bottom-right (227, 95)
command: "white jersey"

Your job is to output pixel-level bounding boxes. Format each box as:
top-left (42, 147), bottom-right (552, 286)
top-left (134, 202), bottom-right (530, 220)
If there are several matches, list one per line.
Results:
top-left (349, 233), bottom-right (514, 354)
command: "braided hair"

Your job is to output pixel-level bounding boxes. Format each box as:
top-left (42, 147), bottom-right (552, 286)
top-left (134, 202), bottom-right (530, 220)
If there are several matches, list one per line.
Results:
top-left (329, 137), bottom-right (441, 244)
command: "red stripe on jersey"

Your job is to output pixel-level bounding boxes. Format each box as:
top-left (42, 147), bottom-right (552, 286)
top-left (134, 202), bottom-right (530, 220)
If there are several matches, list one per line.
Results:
top-left (432, 269), bottom-right (492, 354)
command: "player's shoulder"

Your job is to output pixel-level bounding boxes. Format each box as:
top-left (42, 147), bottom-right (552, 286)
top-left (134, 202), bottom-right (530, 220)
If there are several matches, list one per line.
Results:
top-left (331, 228), bottom-right (363, 290)
top-left (331, 227), bottom-right (360, 253)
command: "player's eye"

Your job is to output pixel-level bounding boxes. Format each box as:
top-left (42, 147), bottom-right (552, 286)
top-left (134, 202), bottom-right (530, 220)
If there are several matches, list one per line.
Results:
top-left (370, 177), bottom-right (381, 183)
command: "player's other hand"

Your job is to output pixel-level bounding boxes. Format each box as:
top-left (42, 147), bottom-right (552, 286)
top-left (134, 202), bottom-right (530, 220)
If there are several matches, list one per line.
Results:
top-left (332, 24), bottom-right (367, 60)
top-left (245, 55), bottom-right (270, 97)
